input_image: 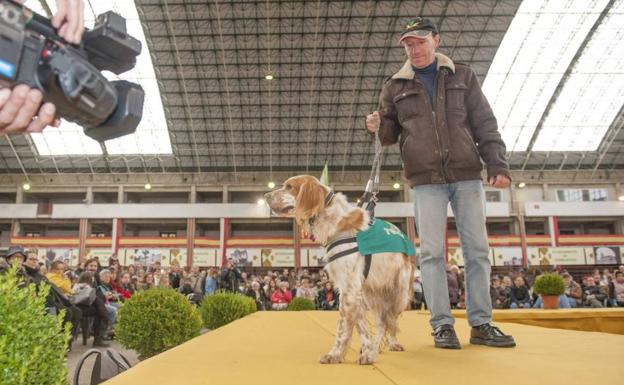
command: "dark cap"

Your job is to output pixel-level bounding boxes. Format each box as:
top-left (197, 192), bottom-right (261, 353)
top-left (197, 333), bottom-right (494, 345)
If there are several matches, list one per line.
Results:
top-left (399, 17), bottom-right (438, 43)
top-left (4, 246), bottom-right (27, 261)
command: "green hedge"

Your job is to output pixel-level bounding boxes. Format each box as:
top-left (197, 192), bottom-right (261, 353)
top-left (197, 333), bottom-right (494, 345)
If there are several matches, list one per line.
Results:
top-left (533, 273), bottom-right (565, 296)
top-left (199, 291), bottom-right (256, 330)
top-left (115, 287), bottom-right (202, 359)
top-left (287, 297), bottom-right (316, 311)
top-left (0, 266), bottom-right (70, 385)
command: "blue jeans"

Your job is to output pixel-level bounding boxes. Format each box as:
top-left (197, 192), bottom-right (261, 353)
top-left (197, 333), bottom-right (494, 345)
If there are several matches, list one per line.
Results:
top-left (533, 295), bottom-right (573, 309)
top-left (412, 180), bottom-right (492, 329)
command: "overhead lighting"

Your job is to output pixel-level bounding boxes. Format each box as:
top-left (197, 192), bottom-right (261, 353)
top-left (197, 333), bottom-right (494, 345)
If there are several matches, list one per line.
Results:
top-left (144, 183), bottom-right (152, 190)
top-left (533, 2), bottom-right (624, 151)
top-left (517, 182), bottom-right (526, 189)
top-left (618, 195), bottom-right (624, 202)
top-left (265, 74), bottom-right (274, 80)
top-left (393, 182), bottom-right (401, 189)
top-left (482, 0), bottom-right (609, 151)
top-left (26, 0), bottom-right (173, 156)
top-left (257, 199), bottom-right (266, 205)
top-left (22, 183), bottom-right (31, 191)
top-left (267, 181), bottom-right (276, 189)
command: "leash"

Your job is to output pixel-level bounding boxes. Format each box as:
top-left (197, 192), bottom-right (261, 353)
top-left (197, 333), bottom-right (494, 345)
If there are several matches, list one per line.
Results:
top-left (357, 126), bottom-right (384, 218)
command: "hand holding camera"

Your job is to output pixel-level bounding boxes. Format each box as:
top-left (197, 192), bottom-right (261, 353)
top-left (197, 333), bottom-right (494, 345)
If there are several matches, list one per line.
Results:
top-left (0, 0), bottom-right (144, 141)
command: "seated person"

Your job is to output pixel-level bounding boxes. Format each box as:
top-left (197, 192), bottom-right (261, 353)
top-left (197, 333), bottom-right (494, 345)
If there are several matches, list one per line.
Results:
top-left (295, 276), bottom-right (317, 302)
top-left (583, 277), bottom-right (607, 308)
top-left (614, 272), bottom-right (624, 307)
top-left (270, 281), bottom-right (292, 310)
top-left (490, 276), bottom-right (508, 309)
top-left (245, 280), bottom-right (268, 311)
top-left (316, 281), bottom-right (339, 310)
top-left (509, 276), bottom-right (531, 309)
top-left (46, 260), bottom-right (73, 296)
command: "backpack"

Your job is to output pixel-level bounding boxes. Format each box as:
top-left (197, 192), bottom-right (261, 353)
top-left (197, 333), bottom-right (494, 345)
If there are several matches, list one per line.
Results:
top-left (72, 348), bottom-right (132, 385)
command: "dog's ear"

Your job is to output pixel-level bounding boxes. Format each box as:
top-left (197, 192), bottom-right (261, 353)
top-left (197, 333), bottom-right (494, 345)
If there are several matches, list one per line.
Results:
top-left (294, 179), bottom-right (326, 226)
top-left (337, 208), bottom-right (367, 232)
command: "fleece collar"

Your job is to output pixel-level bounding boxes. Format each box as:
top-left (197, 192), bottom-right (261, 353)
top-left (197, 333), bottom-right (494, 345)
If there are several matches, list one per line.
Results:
top-left (391, 52), bottom-right (455, 80)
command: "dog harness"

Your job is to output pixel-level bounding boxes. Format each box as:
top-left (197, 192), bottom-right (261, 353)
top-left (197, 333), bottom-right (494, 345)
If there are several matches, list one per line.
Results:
top-left (325, 218), bottom-right (416, 279)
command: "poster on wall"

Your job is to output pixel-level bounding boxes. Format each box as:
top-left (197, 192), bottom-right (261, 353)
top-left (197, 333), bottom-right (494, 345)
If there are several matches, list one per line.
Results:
top-left (304, 247), bottom-right (327, 267)
top-left (124, 248), bottom-right (170, 267)
top-left (260, 248), bottom-right (295, 267)
top-left (193, 249), bottom-right (219, 266)
top-left (226, 248), bottom-right (259, 267)
top-left (84, 249), bottom-right (113, 266)
top-left (527, 247), bottom-right (586, 266)
top-left (169, 248), bottom-right (188, 267)
top-left (446, 247), bottom-right (465, 267)
top-left (491, 247), bottom-right (523, 266)
top-left (589, 246), bottom-right (621, 265)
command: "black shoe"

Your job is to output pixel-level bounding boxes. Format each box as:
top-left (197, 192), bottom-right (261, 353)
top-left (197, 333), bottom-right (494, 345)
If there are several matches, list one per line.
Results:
top-left (92, 339), bottom-right (111, 348)
top-left (431, 324), bottom-right (461, 349)
top-left (470, 323), bottom-right (516, 348)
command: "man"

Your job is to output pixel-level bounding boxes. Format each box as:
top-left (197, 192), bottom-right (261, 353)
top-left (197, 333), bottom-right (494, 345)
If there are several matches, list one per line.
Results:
top-left (80, 257), bottom-right (111, 347)
top-left (583, 277), bottom-right (607, 308)
top-left (365, 18), bottom-right (514, 349)
top-left (22, 250), bottom-right (82, 346)
top-left (1, 0), bottom-right (85, 136)
top-left (219, 258), bottom-right (242, 293)
top-left (489, 277), bottom-right (508, 309)
top-left (0, 246), bottom-right (29, 278)
top-left (562, 273), bottom-right (582, 308)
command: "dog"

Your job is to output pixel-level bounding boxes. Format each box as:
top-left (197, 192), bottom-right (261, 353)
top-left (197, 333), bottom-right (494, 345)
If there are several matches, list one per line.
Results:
top-left (264, 175), bottom-right (414, 365)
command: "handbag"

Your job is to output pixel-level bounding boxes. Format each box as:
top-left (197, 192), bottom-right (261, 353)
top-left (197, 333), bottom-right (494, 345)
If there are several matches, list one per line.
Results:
top-left (71, 286), bottom-right (97, 306)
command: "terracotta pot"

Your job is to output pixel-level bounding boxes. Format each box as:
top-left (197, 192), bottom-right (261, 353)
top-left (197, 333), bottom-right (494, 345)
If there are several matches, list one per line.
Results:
top-left (541, 295), bottom-right (560, 309)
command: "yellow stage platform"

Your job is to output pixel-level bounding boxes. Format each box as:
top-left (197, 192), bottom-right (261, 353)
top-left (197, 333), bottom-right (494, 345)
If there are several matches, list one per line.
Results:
top-left (104, 311), bottom-right (623, 385)
top-left (453, 308), bottom-right (624, 335)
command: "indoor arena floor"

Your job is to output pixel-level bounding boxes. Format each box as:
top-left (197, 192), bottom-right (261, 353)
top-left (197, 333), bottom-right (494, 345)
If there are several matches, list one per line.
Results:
top-left (103, 311), bottom-right (623, 385)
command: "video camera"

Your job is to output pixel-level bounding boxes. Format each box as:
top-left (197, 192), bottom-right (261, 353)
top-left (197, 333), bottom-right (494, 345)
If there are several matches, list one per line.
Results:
top-left (0, 0), bottom-right (144, 142)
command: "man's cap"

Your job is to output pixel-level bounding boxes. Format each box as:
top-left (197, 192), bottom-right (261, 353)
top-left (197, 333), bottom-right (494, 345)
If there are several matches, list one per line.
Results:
top-left (4, 246), bottom-right (27, 261)
top-left (399, 17), bottom-right (438, 43)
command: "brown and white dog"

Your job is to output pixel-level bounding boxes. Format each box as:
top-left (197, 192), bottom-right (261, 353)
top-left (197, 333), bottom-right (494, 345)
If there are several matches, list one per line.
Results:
top-left (264, 175), bottom-right (414, 365)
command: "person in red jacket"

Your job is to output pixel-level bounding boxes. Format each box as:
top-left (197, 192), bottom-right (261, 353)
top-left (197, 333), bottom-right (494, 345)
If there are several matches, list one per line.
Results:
top-left (271, 281), bottom-right (292, 310)
top-left (115, 272), bottom-right (134, 300)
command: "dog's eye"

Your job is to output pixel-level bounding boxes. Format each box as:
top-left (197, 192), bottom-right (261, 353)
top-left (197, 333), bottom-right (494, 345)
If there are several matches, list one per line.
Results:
top-left (285, 184), bottom-right (292, 189)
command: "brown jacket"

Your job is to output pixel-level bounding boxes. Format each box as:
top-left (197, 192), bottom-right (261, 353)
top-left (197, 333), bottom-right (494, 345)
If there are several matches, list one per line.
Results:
top-left (377, 53), bottom-right (509, 187)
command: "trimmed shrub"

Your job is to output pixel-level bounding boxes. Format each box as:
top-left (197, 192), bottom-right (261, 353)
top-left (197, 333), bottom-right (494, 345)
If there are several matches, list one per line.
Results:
top-left (533, 273), bottom-right (566, 296)
top-left (288, 297), bottom-right (316, 311)
top-left (115, 287), bottom-right (202, 359)
top-left (0, 266), bottom-right (70, 385)
top-left (200, 291), bottom-right (256, 329)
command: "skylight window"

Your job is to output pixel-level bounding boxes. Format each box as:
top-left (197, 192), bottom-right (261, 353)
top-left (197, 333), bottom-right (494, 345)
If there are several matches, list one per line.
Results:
top-left (25, 0), bottom-right (172, 156)
top-left (482, 0), bottom-right (609, 151)
top-left (533, 0), bottom-right (624, 151)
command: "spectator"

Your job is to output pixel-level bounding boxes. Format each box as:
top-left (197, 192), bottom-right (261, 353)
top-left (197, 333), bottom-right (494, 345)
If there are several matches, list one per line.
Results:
top-left (246, 280), bottom-right (268, 311)
top-left (270, 281), bottom-right (292, 310)
top-left (583, 277), bottom-right (607, 308)
top-left (141, 273), bottom-right (155, 290)
top-left (116, 272), bottom-right (134, 299)
top-left (77, 258), bottom-right (110, 347)
top-left (98, 269), bottom-right (120, 332)
top-left (296, 276), bottom-right (317, 302)
top-left (489, 277), bottom-right (508, 309)
top-left (317, 281), bottom-right (339, 310)
top-left (562, 273), bottom-right (582, 308)
top-left (169, 261), bottom-right (182, 289)
top-left (204, 267), bottom-right (218, 295)
top-left (509, 276), bottom-right (531, 309)
top-left (159, 274), bottom-right (171, 288)
top-left (613, 272), bottom-right (624, 307)
top-left (446, 264), bottom-right (461, 308)
top-left (188, 265), bottom-right (206, 295)
top-left (264, 278), bottom-right (278, 300)
top-left (219, 259), bottom-right (242, 293)
top-left (22, 250), bottom-right (81, 347)
top-left (46, 260), bottom-right (73, 296)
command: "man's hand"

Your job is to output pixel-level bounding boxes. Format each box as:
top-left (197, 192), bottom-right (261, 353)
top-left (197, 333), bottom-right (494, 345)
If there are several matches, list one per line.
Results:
top-left (366, 111), bottom-right (380, 134)
top-left (51, 0), bottom-right (85, 44)
top-left (0, 85), bottom-right (58, 136)
top-left (489, 175), bottom-right (511, 189)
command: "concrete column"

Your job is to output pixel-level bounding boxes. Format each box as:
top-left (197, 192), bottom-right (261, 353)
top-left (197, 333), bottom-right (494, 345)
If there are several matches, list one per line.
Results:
top-left (86, 186), bottom-right (93, 204)
top-left (117, 185), bottom-right (125, 204)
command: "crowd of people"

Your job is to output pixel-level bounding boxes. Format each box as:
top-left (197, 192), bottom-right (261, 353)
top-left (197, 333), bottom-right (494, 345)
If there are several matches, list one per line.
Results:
top-left (411, 264), bottom-right (624, 311)
top-left (3, 245), bottom-right (624, 349)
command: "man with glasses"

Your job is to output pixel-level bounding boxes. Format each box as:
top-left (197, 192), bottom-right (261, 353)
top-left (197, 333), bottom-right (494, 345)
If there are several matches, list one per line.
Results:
top-left (365, 18), bottom-right (515, 349)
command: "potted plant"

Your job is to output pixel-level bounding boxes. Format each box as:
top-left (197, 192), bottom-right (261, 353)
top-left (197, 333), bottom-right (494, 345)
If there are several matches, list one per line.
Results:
top-left (533, 273), bottom-right (565, 309)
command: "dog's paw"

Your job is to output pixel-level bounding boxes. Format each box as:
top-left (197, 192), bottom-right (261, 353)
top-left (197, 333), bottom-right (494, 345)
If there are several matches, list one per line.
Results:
top-left (388, 343), bottom-right (405, 352)
top-left (355, 353), bottom-right (376, 365)
top-left (320, 354), bottom-right (343, 364)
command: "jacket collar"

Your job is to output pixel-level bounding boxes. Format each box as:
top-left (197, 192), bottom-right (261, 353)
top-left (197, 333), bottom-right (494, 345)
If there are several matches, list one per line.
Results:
top-left (391, 53), bottom-right (455, 80)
